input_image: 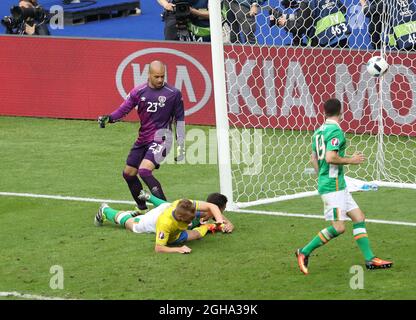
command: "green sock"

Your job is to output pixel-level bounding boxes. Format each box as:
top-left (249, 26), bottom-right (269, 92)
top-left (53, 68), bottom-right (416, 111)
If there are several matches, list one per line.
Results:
top-left (353, 222), bottom-right (375, 261)
top-left (103, 207), bottom-right (119, 223)
top-left (148, 194), bottom-right (168, 207)
top-left (104, 207), bottom-right (135, 228)
top-left (301, 226), bottom-right (340, 256)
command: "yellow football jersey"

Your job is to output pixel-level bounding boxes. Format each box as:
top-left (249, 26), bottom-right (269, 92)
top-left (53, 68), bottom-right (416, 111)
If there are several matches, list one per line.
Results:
top-left (155, 199), bottom-right (200, 246)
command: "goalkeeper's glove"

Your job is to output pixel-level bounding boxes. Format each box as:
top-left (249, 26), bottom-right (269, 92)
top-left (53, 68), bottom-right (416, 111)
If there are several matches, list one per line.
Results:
top-left (98, 115), bottom-right (111, 128)
top-left (174, 145), bottom-right (185, 162)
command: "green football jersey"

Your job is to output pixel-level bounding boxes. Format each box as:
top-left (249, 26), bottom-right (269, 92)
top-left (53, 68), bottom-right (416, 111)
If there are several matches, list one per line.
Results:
top-left (312, 119), bottom-right (347, 194)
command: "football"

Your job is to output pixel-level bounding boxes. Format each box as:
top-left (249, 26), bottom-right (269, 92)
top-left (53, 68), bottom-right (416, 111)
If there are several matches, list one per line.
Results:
top-left (366, 56), bottom-right (389, 77)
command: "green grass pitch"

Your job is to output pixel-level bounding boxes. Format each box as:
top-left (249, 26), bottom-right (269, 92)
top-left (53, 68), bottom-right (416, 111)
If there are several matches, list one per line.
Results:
top-left (0, 116), bottom-right (415, 300)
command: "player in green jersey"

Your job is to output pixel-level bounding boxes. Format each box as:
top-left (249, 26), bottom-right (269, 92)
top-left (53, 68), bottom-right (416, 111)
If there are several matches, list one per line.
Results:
top-left (296, 98), bottom-right (393, 275)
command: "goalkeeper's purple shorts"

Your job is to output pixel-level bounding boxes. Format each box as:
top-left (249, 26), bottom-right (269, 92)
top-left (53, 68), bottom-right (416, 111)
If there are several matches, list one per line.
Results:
top-left (126, 141), bottom-right (168, 169)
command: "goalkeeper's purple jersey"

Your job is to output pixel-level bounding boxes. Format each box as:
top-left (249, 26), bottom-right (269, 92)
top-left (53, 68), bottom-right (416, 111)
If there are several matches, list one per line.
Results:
top-left (110, 82), bottom-right (185, 145)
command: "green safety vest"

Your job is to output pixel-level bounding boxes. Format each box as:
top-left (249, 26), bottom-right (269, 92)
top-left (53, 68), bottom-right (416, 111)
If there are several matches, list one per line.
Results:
top-left (389, 21), bottom-right (416, 46)
top-left (315, 11), bottom-right (346, 36)
top-left (308, 11), bottom-right (346, 46)
top-left (187, 22), bottom-right (210, 37)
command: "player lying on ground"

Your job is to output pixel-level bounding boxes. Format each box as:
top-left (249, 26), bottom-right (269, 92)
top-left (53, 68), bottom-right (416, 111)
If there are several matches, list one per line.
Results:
top-left (94, 193), bottom-right (233, 254)
top-left (296, 98), bottom-right (393, 275)
top-left (141, 191), bottom-right (234, 233)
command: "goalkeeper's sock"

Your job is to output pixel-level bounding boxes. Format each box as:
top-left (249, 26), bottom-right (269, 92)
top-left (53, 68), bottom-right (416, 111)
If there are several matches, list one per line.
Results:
top-left (148, 193), bottom-right (168, 207)
top-left (301, 226), bottom-right (341, 256)
top-left (138, 169), bottom-right (167, 201)
top-left (353, 221), bottom-right (375, 261)
top-left (123, 172), bottom-right (147, 210)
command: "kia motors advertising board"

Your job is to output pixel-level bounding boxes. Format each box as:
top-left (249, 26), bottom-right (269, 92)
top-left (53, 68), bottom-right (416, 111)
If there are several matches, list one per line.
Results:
top-left (0, 37), bottom-right (415, 136)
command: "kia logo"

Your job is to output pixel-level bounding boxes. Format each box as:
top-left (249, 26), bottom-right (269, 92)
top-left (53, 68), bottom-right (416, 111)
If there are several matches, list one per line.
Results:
top-left (116, 48), bottom-right (212, 116)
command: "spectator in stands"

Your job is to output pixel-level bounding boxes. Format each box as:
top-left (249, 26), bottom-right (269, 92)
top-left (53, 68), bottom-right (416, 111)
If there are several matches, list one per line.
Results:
top-left (273, 0), bottom-right (313, 46)
top-left (225, 0), bottom-right (265, 45)
top-left (188, 0), bottom-right (210, 42)
top-left (386, 0), bottom-right (416, 51)
top-left (359, 0), bottom-right (383, 50)
top-left (157, 0), bottom-right (210, 42)
top-left (158, 0), bottom-right (178, 40)
top-left (278, 0), bottom-right (350, 48)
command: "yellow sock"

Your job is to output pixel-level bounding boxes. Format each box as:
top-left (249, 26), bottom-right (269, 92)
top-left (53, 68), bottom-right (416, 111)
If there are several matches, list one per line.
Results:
top-left (193, 224), bottom-right (210, 237)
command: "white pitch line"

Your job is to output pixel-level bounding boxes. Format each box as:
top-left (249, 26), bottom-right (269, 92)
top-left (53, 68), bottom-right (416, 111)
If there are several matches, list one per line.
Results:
top-left (1, 191), bottom-right (416, 227)
top-left (0, 291), bottom-right (70, 300)
top-left (233, 209), bottom-right (416, 227)
top-left (0, 192), bottom-right (136, 205)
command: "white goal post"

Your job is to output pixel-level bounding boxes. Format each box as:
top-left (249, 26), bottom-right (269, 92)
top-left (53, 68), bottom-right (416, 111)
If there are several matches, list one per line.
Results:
top-left (210, 1), bottom-right (416, 210)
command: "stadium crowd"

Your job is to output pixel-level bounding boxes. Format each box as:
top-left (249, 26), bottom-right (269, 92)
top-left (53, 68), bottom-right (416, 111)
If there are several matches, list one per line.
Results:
top-left (2, 0), bottom-right (415, 50)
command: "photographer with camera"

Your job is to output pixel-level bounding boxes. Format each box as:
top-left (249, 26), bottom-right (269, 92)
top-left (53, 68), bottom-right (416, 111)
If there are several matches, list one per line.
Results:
top-left (269, 0), bottom-right (312, 46)
top-left (158, 0), bottom-right (210, 42)
top-left (225, 0), bottom-right (265, 45)
top-left (271, 0), bottom-right (350, 48)
top-left (158, 0), bottom-right (178, 40)
top-left (2, 0), bottom-right (50, 35)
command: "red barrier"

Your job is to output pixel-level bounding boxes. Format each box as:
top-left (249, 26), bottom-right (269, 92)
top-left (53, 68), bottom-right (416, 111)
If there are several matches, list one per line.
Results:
top-left (0, 36), bottom-right (215, 125)
top-left (0, 37), bottom-right (415, 136)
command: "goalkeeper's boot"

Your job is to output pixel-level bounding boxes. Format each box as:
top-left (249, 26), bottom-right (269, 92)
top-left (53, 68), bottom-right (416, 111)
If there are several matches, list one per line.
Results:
top-left (138, 190), bottom-right (151, 202)
top-left (295, 249), bottom-right (309, 275)
top-left (94, 203), bottom-right (109, 226)
top-left (365, 257), bottom-right (393, 270)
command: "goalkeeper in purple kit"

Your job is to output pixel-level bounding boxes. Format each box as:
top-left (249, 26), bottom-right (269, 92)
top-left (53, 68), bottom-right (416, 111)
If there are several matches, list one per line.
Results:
top-left (98, 61), bottom-right (185, 212)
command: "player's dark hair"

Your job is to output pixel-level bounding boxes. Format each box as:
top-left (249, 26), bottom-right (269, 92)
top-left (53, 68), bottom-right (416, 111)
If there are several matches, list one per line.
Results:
top-left (206, 193), bottom-right (228, 211)
top-left (175, 199), bottom-right (196, 223)
top-left (324, 98), bottom-right (342, 117)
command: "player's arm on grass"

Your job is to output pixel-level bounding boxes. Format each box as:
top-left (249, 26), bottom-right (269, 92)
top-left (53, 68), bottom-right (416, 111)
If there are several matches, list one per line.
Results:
top-left (219, 215), bottom-right (234, 233)
top-left (155, 243), bottom-right (192, 254)
top-left (197, 201), bottom-right (235, 233)
top-left (196, 201), bottom-right (225, 224)
top-left (154, 226), bottom-right (191, 254)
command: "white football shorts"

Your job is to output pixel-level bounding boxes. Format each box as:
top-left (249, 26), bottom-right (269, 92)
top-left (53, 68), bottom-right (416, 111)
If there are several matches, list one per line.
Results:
top-left (321, 189), bottom-right (359, 221)
top-left (131, 202), bottom-right (171, 234)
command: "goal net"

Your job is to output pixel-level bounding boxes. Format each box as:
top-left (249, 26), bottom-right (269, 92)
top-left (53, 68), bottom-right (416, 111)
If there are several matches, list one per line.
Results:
top-left (210, 0), bottom-right (416, 209)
